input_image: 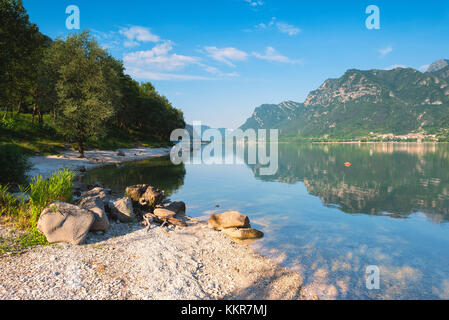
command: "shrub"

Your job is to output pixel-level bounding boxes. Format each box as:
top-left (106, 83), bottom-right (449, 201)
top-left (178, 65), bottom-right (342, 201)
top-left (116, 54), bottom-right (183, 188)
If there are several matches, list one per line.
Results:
top-left (0, 169), bottom-right (75, 230)
top-left (0, 118), bottom-right (16, 130)
top-left (28, 169), bottom-right (75, 222)
top-left (0, 184), bottom-right (18, 216)
top-left (0, 144), bottom-right (31, 185)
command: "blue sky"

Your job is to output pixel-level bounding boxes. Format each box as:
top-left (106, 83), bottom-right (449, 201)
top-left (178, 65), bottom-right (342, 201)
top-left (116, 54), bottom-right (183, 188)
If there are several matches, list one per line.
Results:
top-left (23, 0), bottom-right (449, 128)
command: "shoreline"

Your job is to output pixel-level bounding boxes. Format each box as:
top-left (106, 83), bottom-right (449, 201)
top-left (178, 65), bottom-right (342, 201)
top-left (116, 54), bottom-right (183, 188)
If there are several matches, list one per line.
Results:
top-left (26, 147), bottom-right (172, 180)
top-left (0, 218), bottom-right (305, 300)
top-left (1, 146), bottom-right (308, 300)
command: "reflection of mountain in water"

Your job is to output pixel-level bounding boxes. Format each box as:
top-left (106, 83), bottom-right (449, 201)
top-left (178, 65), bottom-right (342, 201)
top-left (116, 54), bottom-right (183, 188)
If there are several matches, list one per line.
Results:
top-left (249, 143), bottom-right (449, 222)
top-left (82, 156), bottom-right (186, 197)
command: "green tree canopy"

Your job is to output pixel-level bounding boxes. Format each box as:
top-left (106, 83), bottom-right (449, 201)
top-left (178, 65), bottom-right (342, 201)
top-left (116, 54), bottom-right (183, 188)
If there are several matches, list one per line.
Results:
top-left (47, 31), bottom-right (121, 157)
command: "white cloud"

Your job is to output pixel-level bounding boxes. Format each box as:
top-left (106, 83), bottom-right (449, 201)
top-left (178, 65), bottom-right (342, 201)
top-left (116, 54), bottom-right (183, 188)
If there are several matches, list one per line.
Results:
top-left (119, 26), bottom-right (160, 47)
top-left (419, 64), bottom-right (430, 72)
top-left (252, 47), bottom-right (302, 64)
top-left (384, 64), bottom-right (408, 70)
top-left (123, 41), bottom-right (212, 81)
top-left (125, 68), bottom-right (212, 81)
top-left (204, 46), bottom-right (248, 67)
top-left (276, 22), bottom-right (301, 36)
top-left (379, 46), bottom-right (393, 57)
top-left (204, 66), bottom-right (239, 77)
top-left (124, 41), bottom-right (199, 71)
top-left (253, 18), bottom-right (301, 36)
top-left (244, 0), bottom-right (264, 6)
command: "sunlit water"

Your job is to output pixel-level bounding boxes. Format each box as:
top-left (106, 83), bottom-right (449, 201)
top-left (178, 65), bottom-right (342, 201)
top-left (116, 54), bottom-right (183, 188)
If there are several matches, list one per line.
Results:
top-left (82, 143), bottom-right (449, 299)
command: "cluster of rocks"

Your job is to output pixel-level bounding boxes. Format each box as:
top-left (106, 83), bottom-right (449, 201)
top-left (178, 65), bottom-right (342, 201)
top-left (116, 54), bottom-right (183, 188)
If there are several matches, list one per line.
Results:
top-left (36, 181), bottom-right (264, 245)
top-left (208, 211), bottom-right (264, 240)
top-left (37, 183), bottom-right (186, 245)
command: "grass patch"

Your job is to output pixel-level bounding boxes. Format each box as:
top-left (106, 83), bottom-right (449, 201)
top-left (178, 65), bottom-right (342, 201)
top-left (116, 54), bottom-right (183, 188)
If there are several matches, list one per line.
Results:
top-left (0, 169), bottom-right (75, 253)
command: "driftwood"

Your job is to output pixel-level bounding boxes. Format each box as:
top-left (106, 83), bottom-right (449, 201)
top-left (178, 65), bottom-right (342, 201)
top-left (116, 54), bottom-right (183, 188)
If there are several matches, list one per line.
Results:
top-left (142, 212), bottom-right (187, 232)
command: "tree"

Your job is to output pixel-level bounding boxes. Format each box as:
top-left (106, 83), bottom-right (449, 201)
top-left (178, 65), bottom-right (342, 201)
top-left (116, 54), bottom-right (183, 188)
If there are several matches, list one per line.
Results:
top-left (0, 0), bottom-right (44, 119)
top-left (48, 31), bottom-right (120, 157)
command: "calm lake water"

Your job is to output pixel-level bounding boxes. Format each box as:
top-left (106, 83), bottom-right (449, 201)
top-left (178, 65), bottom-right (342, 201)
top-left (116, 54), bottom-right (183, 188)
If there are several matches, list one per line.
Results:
top-left (82, 143), bottom-right (449, 299)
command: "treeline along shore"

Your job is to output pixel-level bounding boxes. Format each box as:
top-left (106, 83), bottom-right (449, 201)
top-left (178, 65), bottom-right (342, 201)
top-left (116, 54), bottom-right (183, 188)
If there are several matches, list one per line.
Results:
top-left (1, 0), bottom-right (185, 186)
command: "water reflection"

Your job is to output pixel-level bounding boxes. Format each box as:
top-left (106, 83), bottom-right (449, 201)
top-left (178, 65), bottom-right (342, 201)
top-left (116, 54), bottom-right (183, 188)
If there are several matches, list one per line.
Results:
top-left (81, 143), bottom-right (449, 299)
top-left (249, 143), bottom-right (449, 222)
top-left (82, 156), bottom-right (186, 197)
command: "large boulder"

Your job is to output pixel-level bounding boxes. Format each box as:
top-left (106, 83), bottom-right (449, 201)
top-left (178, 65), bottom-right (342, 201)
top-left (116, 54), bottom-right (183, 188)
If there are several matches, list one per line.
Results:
top-left (37, 202), bottom-right (95, 245)
top-left (78, 196), bottom-right (109, 231)
top-left (208, 211), bottom-right (251, 230)
top-left (109, 197), bottom-right (135, 222)
top-left (221, 228), bottom-right (264, 240)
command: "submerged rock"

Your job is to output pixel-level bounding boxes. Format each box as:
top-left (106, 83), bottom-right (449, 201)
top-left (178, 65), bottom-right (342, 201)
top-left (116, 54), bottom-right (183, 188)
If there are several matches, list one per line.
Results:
top-left (37, 202), bottom-right (95, 245)
top-left (208, 211), bottom-right (251, 231)
top-left (221, 228), bottom-right (264, 240)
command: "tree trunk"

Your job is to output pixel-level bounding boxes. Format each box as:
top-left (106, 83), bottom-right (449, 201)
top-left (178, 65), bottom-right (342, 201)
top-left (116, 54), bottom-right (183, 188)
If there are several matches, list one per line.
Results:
top-left (32, 105), bottom-right (36, 123)
top-left (77, 138), bottom-right (85, 158)
top-left (37, 106), bottom-right (43, 123)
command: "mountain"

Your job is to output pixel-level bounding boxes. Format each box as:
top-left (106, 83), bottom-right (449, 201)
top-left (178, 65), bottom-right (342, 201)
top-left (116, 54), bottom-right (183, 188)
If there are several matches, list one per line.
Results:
top-left (426, 59), bottom-right (449, 73)
top-left (427, 60), bottom-right (449, 82)
top-left (240, 101), bottom-right (303, 130)
top-left (184, 124), bottom-right (228, 141)
top-left (240, 60), bottom-right (449, 139)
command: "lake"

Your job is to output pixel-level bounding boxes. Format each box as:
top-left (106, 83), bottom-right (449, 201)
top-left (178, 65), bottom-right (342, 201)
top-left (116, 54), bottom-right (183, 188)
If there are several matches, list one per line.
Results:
top-left (82, 143), bottom-right (449, 299)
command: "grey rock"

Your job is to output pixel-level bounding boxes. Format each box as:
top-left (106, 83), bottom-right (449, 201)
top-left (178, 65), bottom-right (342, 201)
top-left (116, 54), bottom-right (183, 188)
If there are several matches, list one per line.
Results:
top-left (37, 202), bottom-right (95, 245)
top-left (110, 197), bottom-right (135, 222)
top-left (78, 196), bottom-right (110, 231)
top-left (164, 201), bottom-right (186, 217)
top-left (80, 187), bottom-right (110, 207)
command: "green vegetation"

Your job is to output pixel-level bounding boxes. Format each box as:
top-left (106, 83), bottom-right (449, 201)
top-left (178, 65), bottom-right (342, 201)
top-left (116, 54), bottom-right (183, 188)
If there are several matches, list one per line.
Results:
top-left (0, 169), bottom-right (75, 253)
top-left (0, 143), bottom-right (31, 185)
top-left (0, 1), bottom-right (185, 180)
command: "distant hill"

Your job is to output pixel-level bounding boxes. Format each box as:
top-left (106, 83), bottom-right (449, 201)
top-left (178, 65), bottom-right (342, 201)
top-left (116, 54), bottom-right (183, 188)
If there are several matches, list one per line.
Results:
top-left (184, 124), bottom-right (228, 141)
top-left (240, 60), bottom-right (449, 139)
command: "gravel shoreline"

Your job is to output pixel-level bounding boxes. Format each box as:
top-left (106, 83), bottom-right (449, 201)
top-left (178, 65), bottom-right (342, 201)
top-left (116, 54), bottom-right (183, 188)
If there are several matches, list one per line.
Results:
top-left (0, 219), bottom-right (305, 300)
top-left (1, 147), bottom-right (308, 300)
top-left (27, 147), bottom-right (171, 180)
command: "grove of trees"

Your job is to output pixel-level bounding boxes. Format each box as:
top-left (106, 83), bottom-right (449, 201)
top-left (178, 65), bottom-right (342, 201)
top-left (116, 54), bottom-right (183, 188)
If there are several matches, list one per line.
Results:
top-left (1, 0), bottom-right (185, 158)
